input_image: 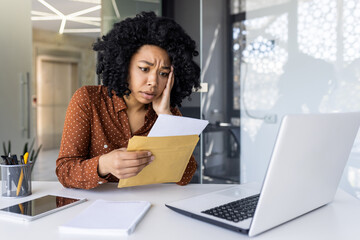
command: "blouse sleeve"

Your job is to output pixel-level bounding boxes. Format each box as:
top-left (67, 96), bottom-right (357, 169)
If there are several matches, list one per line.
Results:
top-left (56, 87), bottom-right (107, 189)
top-left (170, 108), bottom-right (198, 185)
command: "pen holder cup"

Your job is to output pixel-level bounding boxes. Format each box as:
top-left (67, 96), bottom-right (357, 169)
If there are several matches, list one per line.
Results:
top-left (1, 164), bottom-right (32, 197)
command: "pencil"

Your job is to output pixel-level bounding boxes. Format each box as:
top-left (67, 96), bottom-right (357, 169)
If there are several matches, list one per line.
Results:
top-left (16, 152), bottom-right (29, 196)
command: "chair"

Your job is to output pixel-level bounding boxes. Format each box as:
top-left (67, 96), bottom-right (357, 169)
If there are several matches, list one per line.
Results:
top-left (202, 123), bottom-right (240, 183)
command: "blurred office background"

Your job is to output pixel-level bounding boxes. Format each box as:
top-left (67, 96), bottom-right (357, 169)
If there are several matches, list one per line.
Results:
top-left (1, 0), bottom-right (360, 199)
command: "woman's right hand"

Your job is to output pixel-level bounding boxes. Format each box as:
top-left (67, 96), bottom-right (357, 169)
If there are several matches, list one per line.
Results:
top-left (98, 148), bottom-right (154, 179)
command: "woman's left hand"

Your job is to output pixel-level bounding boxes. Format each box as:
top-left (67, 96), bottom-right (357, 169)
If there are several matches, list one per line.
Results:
top-left (152, 66), bottom-right (174, 115)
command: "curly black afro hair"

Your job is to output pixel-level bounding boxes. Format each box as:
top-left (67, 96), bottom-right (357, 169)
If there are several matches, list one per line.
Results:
top-left (93, 11), bottom-right (201, 107)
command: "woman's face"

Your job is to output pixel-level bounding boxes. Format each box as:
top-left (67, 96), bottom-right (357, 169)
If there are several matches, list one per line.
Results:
top-left (127, 45), bottom-right (171, 105)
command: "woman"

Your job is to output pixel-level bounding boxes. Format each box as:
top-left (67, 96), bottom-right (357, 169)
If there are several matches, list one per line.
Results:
top-left (56, 12), bottom-right (201, 189)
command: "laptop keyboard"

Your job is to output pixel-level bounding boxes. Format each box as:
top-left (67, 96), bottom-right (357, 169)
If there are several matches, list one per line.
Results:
top-left (201, 194), bottom-right (260, 223)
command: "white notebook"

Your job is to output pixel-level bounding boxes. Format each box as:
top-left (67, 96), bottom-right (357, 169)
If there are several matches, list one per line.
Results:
top-left (59, 200), bottom-right (151, 235)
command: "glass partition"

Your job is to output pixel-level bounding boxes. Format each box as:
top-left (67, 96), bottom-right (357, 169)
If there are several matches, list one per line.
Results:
top-left (238, 0), bottom-right (360, 198)
top-left (100, 0), bottom-right (360, 196)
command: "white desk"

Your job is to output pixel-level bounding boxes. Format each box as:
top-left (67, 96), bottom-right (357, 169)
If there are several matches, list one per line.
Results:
top-left (0, 181), bottom-right (360, 240)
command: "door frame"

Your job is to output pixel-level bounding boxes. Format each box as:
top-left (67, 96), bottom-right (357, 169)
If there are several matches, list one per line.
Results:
top-left (36, 55), bottom-right (80, 149)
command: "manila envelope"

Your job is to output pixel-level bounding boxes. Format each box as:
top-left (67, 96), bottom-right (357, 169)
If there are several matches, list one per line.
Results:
top-left (118, 135), bottom-right (199, 188)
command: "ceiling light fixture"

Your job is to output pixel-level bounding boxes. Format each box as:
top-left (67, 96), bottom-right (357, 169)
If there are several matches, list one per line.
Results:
top-left (31, 15), bottom-right (62, 21)
top-left (38, 0), bottom-right (64, 17)
top-left (67, 5), bottom-right (101, 18)
top-left (32, 0), bottom-right (101, 35)
top-left (59, 18), bottom-right (67, 34)
top-left (31, 10), bottom-right (54, 16)
top-left (70, 0), bottom-right (101, 4)
top-left (111, 0), bottom-right (120, 19)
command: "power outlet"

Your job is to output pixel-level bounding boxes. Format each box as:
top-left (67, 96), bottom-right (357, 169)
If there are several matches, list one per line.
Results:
top-left (264, 114), bottom-right (277, 124)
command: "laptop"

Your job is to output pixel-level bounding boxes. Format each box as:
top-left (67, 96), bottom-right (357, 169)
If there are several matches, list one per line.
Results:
top-left (165, 112), bottom-right (360, 237)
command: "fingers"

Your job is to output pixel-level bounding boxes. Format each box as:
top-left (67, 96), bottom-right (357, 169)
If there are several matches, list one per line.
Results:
top-left (151, 66), bottom-right (174, 116)
top-left (109, 150), bottom-right (154, 179)
top-left (163, 66), bottom-right (174, 95)
top-left (114, 161), bottom-right (151, 179)
top-left (118, 150), bottom-right (152, 161)
top-left (169, 66), bottom-right (175, 89)
top-left (121, 154), bottom-right (154, 168)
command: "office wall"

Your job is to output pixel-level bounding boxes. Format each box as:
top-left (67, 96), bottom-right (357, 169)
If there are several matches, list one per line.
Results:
top-left (33, 28), bottom-right (97, 87)
top-left (240, 0), bottom-right (360, 198)
top-left (32, 28), bottom-right (97, 150)
top-left (0, 0), bottom-right (33, 153)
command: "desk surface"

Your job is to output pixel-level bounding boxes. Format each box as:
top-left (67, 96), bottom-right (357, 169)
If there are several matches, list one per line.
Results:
top-left (0, 181), bottom-right (360, 240)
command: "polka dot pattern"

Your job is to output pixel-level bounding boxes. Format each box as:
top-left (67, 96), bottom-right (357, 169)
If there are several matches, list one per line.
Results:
top-left (56, 85), bottom-right (197, 189)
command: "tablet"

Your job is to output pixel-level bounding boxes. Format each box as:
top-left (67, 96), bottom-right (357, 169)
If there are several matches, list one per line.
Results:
top-left (0, 195), bottom-right (86, 221)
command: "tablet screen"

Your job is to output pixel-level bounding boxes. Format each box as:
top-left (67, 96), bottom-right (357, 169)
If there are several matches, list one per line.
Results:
top-left (0, 195), bottom-right (86, 220)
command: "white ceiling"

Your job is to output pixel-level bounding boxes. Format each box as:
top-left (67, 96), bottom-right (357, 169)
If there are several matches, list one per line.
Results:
top-left (31, 0), bottom-right (101, 39)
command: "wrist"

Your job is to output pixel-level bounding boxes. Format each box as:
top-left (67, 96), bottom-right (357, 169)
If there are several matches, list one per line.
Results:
top-left (98, 155), bottom-right (109, 177)
top-left (156, 109), bottom-right (172, 115)
top-left (161, 111), bottom-right (172, 115)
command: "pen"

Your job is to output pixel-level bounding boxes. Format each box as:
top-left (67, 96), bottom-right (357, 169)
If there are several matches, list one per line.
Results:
top-left (1, 155), bottom-right (9, 165)
top-left (16, 152), bottom-right (29, 196)
top-left (6, 156), bottom-right (14, 165)
top-left (12, 155), bottom-right (19, 165)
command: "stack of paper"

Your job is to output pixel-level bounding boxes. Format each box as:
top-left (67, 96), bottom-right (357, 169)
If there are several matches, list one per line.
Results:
top-left (59, 200), bottom-right (151, 235)
top-left (148, 114), bottom-right (209, 137)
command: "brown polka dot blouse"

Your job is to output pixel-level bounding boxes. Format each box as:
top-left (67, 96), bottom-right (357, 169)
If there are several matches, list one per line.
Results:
top-left (56, 86), bottom-right (197, 189)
